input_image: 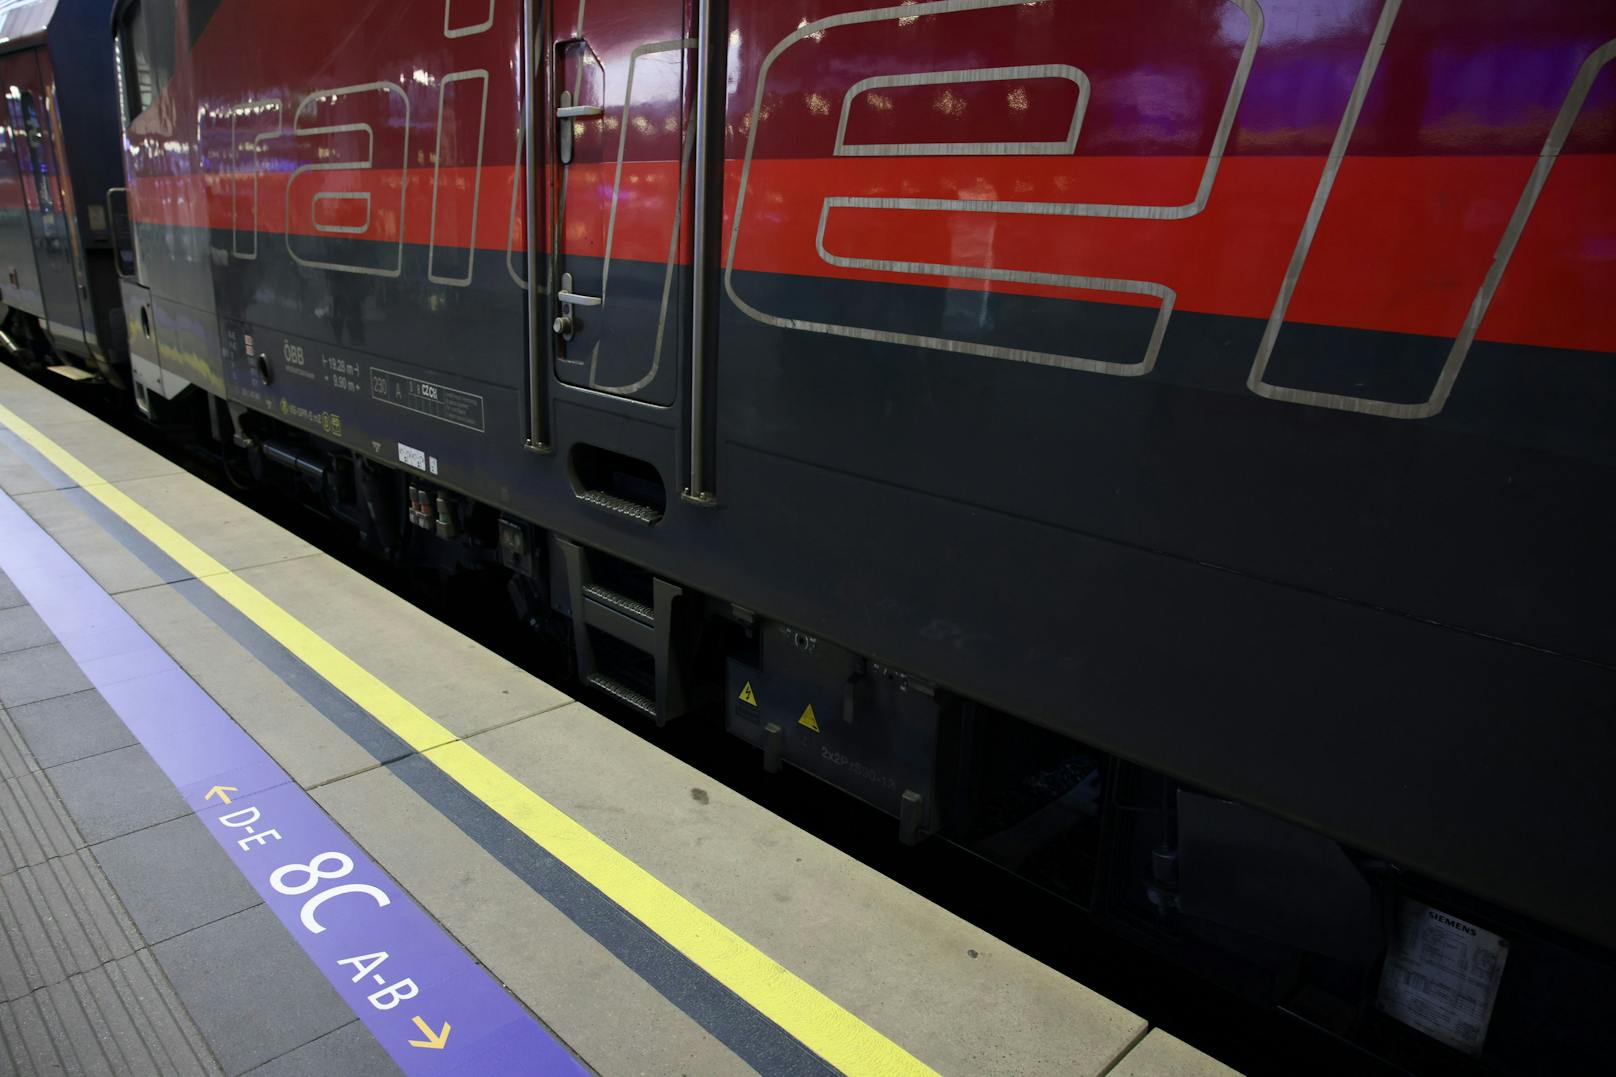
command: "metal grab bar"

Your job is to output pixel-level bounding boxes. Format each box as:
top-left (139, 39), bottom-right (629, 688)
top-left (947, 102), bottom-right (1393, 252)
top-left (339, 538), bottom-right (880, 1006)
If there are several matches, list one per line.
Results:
top-left (522, 0), bottom-right (548, 450)
top-left (684, 0), bottom-right (718, 506)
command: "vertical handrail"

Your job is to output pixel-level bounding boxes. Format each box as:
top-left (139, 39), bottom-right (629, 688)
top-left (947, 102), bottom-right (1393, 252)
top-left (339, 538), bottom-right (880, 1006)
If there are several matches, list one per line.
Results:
top-left (523, 0), bottom-right (550, 451)
top-left (683, 0), bottom-right (717, 504)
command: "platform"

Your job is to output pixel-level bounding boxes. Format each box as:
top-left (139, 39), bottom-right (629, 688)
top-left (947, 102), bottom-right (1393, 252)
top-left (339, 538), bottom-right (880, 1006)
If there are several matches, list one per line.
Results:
top-left (0, 363), bottom-right (1240, 1076)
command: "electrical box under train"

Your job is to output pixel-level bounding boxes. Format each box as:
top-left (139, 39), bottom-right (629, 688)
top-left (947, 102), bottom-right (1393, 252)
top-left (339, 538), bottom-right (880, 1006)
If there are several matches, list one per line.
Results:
top-left (725, 627), bottom-right (946, 841)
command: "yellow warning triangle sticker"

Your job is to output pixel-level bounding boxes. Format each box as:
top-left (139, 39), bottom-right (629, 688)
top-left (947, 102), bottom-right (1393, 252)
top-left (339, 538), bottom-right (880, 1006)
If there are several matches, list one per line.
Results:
top-left (737, 682), bottom-right (758, 707)
top-left (798, 704), bottom-right (820, 733)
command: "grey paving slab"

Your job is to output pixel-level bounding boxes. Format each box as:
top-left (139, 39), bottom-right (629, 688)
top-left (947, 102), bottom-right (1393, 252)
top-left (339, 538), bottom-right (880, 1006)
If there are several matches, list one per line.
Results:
top-left (0, 949), bottom-right (221, 1077)
top-left (94, 815), bottom-right (260, 944)
top-left (35, 419), bottom-right (182, 485)
top-left (0, 703), bottom-right (38, 780)
top-left (112, 472), bottom-right (319, 572)
top-left (82, 950), bottom-right (224, 1076)
top-left (9, 688), bottom-right (139, 769)
top-left (0, 889), bottom-right (31, 1003)
top-left (0, 849), bottom-right (142, 1001)
top-left (0, 642), bottom-right (92, 707)
top-left (47, 744), bottom-right (190, 844)
top-left (466, 704), bottom-right (1146, 1076)
top-left (20, 975), bottom-right (130, 1076)
top-left (153, 905), bottom-right (353, 1076)
top-left (313, 765), bottom-right (751, 1077)
top-left (0, 366), bottom-right (96, 427)
top-left (11, 487), bottom-right (191, 595)
top-left (0, 434), bottom-right (68, 498)
top-left (0, 869), bottom-right (75, 996)
top-left (0, 605), bottom-right (52, 654)
top-left (48, 848), bottom-right (145, 959)
top-left (0, 982), bottom-right (67, 1076)
top-left (115, 583), bottom-right (393, 788)
top-left (1110, 1029), bottom-right (1243, 1077)
top-left (0, 768), bottom-right (83, 874)
top-left (242, 1020), bottom-right (401, 1077)
top-left (0, 570), bottom-right (24, 610)
top-left (238, 555), bottom-right (570, 741)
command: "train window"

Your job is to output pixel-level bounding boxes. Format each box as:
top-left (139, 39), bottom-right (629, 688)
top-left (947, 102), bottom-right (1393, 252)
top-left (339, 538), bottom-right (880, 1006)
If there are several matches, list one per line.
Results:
top-left (118, 4), bottom-right (155, 117)
top-left (5, 92), bottom-right (36, 209)
top-left (18, 92), bottom-right (52, 213)
top-left (106, 189), bottom-right (138, 278)
top-left (116, 1), bottom-right (175, 121)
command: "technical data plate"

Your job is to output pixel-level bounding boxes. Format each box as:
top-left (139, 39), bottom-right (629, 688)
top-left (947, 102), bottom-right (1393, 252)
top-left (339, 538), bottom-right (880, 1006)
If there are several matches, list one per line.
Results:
top-left (1376, 899), bottom-right (1509, 1056)
top-left (370, 367), bottom-right (486, 432)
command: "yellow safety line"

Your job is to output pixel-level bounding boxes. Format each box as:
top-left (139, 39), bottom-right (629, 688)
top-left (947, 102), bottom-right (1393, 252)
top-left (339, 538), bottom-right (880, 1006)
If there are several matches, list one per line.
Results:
top-left (0, 400), bottom-right (937, 1077)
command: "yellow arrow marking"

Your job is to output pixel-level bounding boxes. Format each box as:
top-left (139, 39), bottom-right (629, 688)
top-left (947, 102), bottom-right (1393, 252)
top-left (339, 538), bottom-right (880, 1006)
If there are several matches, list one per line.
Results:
top-left (407, 1015), bottom-right (450, 1050)
top-left (797, 704), bottom-right (820, 733)
top-left (737, 681), bottom-right (757, 707)
top-left (204, 785), bottom-right (238, 805)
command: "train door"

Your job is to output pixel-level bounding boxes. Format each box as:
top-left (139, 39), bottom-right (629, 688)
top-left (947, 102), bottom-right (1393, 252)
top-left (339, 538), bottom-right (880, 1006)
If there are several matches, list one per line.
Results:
top-left (107, 184), bottom-right (165, 416)
top-left (0, 50), bottom-right (89, 355)
top-left (0, 73), bottom-right (43, 319)
top-left (547, 1), bottom-right (693, 406)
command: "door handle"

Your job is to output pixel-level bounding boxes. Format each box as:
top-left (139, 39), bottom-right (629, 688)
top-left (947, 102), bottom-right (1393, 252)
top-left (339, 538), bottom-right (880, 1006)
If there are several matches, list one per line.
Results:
top-left (556, 90), bottom-right (605, 165)
top-left (551, 41), bottom-right (606, 347)
top-left (553, 271), bottom-right (601, 340)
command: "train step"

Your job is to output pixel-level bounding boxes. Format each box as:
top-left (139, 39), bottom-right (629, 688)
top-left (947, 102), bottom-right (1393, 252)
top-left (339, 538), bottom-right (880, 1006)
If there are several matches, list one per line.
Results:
top-left (585, 673), bottom-right (658, 719)
top-left (45, 363), bottom-right (98, 382)
top-left (583, 582), bottom-right (655, 627)
top-left (575, 487), bottom-right (662, 525)
top-left (555, 536), bottom-right (689, 725)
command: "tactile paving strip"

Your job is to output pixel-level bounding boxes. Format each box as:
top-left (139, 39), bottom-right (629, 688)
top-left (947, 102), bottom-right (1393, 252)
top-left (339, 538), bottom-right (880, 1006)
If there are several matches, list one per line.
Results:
top-left (0, 569), bottom-right (224, 1077)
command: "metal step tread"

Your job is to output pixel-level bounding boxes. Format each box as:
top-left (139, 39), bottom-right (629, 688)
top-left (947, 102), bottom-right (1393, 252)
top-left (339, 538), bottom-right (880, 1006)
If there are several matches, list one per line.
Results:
top-left (582, 583), bottom-right (655, 624)
top-left (576, 489), bottom-right (662, 525)
top-left (586, 673), bottom-right (657, 719)
top-left (45, 364), bottom-right (97, 382)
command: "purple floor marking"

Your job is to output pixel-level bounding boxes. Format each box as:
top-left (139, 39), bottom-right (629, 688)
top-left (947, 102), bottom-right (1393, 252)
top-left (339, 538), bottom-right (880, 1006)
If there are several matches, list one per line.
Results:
top-left (0, 490), bottom-right (586, 1076)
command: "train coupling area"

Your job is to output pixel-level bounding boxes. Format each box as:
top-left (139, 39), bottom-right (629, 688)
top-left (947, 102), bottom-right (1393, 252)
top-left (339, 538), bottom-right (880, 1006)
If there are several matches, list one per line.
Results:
top-left (0, 365), bottom-right (1236, 1076)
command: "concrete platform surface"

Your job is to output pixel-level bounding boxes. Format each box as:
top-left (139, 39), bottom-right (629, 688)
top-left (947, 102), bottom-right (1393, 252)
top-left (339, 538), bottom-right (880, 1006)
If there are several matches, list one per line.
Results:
top-left (0, 365), bottom-right (1243, 1075)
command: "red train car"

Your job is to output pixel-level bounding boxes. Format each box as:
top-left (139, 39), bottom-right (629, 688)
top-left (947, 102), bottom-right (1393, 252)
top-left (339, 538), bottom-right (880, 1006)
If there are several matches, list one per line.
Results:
top-left (0, 0), bottom-right (126, 386)
top-left (81, 0), bottom-right (1616, 1068)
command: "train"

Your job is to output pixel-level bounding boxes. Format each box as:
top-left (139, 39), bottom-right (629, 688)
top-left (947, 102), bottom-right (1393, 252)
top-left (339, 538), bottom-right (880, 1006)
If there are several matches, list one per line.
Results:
top-left (0, 0), bottom-right (1612, 1071)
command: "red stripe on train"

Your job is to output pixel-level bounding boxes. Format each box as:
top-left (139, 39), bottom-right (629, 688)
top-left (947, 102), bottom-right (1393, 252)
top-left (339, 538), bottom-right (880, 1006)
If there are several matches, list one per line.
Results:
top-left (127, 153), bottom-right (1616, 355)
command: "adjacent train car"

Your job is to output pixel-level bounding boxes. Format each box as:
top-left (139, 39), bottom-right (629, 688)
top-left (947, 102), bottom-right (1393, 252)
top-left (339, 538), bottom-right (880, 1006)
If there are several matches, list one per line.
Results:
top-left (30, 0), bottom-right (1616, 1068)
top-left (0, 0), bottom-right (126, 386)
